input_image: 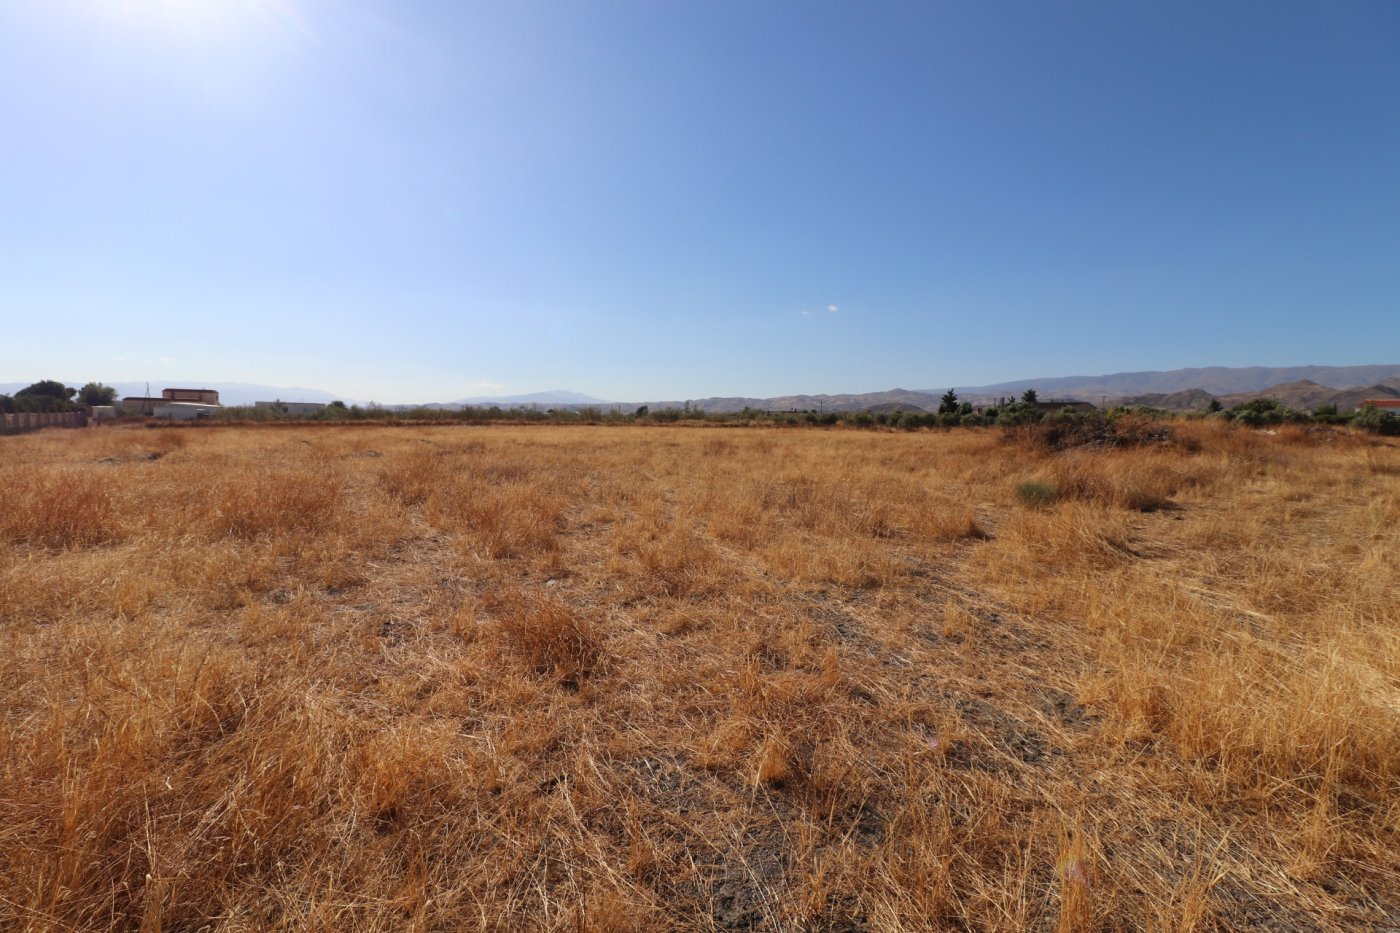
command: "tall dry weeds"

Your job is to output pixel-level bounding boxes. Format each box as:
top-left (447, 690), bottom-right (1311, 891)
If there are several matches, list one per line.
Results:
top-left (0, 421), bottom-right (1395, 930)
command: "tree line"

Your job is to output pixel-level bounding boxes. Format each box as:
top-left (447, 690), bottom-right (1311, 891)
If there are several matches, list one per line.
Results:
top-left (5, 380), bottom-right (1396, 435)
top-left (0, 380), bottom-right (116, 414)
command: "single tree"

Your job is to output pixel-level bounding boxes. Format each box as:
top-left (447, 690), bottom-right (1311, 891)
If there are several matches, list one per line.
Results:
top-left (1021, 388), bottom-right (1039, 405)
top-left (17, 380), bottom-right (76, 401)
top-left (14, 380), bottom-right (79, 412)
top-left (77, 382), bottom-right (117, 406)
top-left (938, 388), bottom-right (959, 415)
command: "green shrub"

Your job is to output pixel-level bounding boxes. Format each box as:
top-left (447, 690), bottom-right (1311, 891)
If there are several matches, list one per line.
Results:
top-left (1310, 403), bottom-right (1346, 425)
top-left (1352, 403), bottom-right (1400, 435)
top-left (1016, 480), bottom-right (1057, 508)
top-left (997, 403), bottom-right (1044, 426)
top-left (1226, 397), bottom-right (1308, 427)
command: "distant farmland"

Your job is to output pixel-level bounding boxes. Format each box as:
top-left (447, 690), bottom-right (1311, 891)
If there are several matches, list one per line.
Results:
top-left (1, 423), bottom-right (1396, 930)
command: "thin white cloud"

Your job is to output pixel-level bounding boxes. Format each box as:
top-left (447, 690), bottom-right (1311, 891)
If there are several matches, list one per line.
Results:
top-left (827, 304), bottom-right (839, 313)
top-left (468, 380), bottom-right (503, 391)
top-left (158, 357), bottom-right (175, 363)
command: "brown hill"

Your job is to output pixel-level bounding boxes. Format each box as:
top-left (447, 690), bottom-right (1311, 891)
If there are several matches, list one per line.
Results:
top-left (1217, 381), bottom-right (1400, 412)
top-left (937, 364), bottom-right (1400, 400)
top-left (863, 400), bottom-right (931, 414)
top-left (1119, 388), bottom-right (1220, 411)
top-left (1242, 380), bottom-right (1338, 410)
top-left (644, 389), bottom-right (935, 414)
top-left (1117, 380), bottom-right (1400, 413)
top-left (1328, 383), bottom-right (1400, 411)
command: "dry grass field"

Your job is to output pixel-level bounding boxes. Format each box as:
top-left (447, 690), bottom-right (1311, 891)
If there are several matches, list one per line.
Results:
top-left (1, 422), bottom-right (1397, 931)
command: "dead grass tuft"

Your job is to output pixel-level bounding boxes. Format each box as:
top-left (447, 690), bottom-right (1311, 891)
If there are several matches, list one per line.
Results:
top-left (0, 466), bottom-right (117, 547)
top-left (206, 468), bottom-right (344, 539)
top-left (493, 591), bottom-right (603, 686)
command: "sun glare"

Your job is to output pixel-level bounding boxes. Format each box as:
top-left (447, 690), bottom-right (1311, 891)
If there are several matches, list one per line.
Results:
top-left (96, 0), bottom-right (308, 41)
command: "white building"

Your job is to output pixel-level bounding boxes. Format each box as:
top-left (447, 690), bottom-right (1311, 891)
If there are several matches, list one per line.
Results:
top-left (153, 402), bottom-right (219, 420)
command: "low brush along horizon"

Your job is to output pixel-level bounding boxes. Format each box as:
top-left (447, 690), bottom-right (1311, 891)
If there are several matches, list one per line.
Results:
top-left (1, 418), bottom-right (1396, 930)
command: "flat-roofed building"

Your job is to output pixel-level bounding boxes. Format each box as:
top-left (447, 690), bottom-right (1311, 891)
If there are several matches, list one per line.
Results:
top-left (121, 396), bottom-right (163, 415)
top-left (153, 402), bottom-right (218, 420)
top-left (1034, 400), bottom-right (1098, 414)
top-left (162, 388), bottom-right (220, 404)
top-left (124, 388), bottom-right (223, 416)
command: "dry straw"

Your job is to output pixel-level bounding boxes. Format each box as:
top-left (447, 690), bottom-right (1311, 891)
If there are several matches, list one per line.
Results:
top-left (0, 420), bottom-right (1395, 930)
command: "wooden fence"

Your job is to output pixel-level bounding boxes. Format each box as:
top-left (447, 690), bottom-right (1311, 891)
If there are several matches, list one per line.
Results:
top-left (1, 411), bottom-right (90, 435)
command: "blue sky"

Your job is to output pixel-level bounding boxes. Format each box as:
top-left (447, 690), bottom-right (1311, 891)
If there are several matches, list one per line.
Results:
top-left (1, 1), bottom-right (1397, 403)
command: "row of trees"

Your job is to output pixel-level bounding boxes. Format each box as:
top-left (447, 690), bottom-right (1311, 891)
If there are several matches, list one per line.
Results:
top-left (0, 380), bottom-right (117, 414)
top-left (201, 388), bottom-right (1063, 430)
top-left (1219, 396), bottom-right (1400, 433)
top-left (212, 388), bottom-right (1396, 435)
top-left (7, 379), bottom-right (1395, 435)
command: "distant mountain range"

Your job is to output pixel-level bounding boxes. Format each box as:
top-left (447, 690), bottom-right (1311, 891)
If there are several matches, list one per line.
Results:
top-left (637, 388), bottom-right (938, 415)
top-left (637, 365), bottom-right (1400, 414)
top-left (450, 390), bottom-right (613, 406)
top-left (6, 364), bottom-right (1400, 415)
top-left (1128, 378), bottom-right (1400, 413)
top-left (933, 364), bottom-right (1400, 402)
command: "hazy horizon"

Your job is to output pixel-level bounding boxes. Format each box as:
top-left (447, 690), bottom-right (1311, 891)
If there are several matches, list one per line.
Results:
top-left (3, 1), bottom-right (1397, 401)
top-left (8, 359), bottom-right (1400, 409)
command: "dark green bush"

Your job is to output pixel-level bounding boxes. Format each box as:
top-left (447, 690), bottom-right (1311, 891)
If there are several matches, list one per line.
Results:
top-left (1226, 398), bottom-right (1308, 426)
top-left (1352, 403), bottom-right (1400, 435)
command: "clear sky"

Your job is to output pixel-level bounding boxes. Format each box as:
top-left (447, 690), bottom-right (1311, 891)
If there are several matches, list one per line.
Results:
top-left (2, 1), bottom-right (1397, 403)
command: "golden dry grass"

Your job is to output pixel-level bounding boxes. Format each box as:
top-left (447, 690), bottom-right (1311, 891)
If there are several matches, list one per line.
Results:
top-left (0, 422), bottom-right (1396, 931)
